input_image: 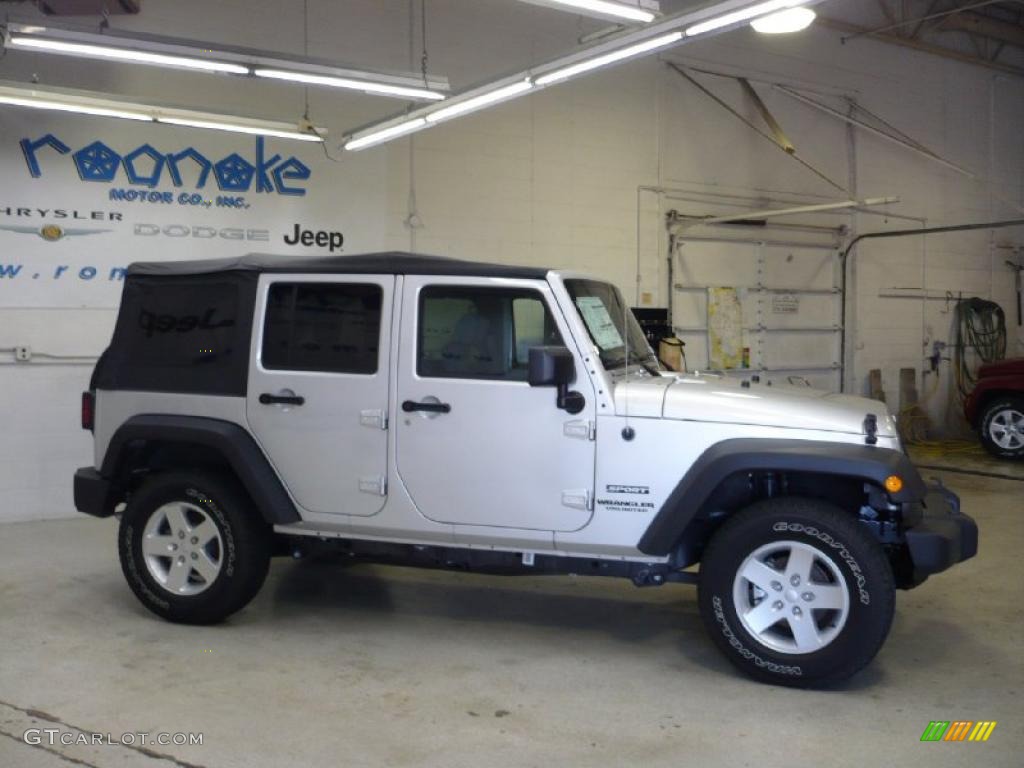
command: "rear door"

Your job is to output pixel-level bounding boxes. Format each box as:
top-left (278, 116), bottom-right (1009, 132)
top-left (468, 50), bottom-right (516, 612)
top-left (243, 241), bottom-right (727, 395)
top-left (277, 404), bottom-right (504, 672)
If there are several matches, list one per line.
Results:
top-left (394, 276), bottom-right (596, 532)
top-left (247, 274), bottom-right (393, 517)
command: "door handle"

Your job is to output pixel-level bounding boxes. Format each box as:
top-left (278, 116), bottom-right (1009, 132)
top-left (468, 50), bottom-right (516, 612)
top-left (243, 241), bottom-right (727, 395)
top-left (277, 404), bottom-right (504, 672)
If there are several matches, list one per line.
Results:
top-left (401, 400), bottom-right (451, 414)
top-left (259, 393), bottom-right (305, 406)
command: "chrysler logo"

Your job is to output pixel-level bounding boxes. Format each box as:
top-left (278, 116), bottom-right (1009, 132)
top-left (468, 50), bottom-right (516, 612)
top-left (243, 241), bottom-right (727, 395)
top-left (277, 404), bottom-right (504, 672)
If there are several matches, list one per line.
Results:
top-left (0, 224), bottom-right (111, 241)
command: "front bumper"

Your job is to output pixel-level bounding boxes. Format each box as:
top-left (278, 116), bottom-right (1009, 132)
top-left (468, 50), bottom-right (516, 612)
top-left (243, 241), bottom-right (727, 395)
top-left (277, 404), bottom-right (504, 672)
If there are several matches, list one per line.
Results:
top-left (73, 467), bottom-right (117, 518)
top-left (902, 483), bottom-right (978, 585)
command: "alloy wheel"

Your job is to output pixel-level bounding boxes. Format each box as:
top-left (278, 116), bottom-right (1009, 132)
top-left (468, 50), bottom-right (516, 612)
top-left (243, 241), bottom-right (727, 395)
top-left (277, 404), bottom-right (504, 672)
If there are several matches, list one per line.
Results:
top-left (732, 540), bottom-right (850, 655)
top-left (142, 501), bottom-right (224, 596)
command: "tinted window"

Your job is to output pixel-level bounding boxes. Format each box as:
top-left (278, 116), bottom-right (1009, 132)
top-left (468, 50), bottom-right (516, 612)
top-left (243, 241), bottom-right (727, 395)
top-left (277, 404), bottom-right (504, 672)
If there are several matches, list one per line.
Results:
top-left (262, 283), bottom-right (382, 374)
top-left (127, 281), bottom-right (240, 368)
top-left (418, 286), bottom-right (562, 380)
top-left (98, 274), bottom-right (258, 397)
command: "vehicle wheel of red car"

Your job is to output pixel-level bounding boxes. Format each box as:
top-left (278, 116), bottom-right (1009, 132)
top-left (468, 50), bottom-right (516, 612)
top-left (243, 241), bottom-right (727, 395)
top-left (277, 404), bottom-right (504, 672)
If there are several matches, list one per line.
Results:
top-left (979, 396), bottom-right (1024, 460)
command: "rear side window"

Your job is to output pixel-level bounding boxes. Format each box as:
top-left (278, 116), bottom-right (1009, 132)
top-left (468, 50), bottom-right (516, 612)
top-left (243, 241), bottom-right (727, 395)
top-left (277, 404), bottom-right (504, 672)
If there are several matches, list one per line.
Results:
top-left (128, 282), bottom-right (240, 368)
top-left (417, 286), bottom-right (562, 380)
top-left (261, 282), bottom-right (382, 374)
top-left (97, 275), bottom-right (257, 397)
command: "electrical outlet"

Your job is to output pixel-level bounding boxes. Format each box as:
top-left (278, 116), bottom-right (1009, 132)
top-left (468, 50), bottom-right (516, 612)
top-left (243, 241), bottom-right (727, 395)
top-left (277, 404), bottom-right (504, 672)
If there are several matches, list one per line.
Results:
top-left (14, 346), bottom-right (31, 362)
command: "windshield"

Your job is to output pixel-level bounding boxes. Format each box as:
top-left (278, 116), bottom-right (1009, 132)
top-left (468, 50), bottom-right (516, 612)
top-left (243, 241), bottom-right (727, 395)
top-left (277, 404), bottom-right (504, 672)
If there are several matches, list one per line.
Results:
top-left (565, 279), bottom-right (657, 372)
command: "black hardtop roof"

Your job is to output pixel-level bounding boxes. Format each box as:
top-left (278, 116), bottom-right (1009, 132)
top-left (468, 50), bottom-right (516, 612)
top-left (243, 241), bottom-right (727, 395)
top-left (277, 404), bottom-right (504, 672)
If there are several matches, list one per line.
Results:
top-left (126, 252), bottom-right (551, 280)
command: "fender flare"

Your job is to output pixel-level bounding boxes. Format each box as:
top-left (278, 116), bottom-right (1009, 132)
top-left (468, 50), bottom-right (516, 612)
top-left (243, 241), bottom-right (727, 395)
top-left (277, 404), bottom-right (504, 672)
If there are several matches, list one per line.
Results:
top-left (100, 414), bottom-right (301, 525)
top-left (636, 438), bottom-right (925, 556)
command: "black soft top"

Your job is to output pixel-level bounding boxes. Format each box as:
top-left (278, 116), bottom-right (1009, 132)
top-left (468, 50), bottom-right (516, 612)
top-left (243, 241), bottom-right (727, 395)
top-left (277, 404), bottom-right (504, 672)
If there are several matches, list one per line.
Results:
top-left (127, 251), bottom-right (550, 280)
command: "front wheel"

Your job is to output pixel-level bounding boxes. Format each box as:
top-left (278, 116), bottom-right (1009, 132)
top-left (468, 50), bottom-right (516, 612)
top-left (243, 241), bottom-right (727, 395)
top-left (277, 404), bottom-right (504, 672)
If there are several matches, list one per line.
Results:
top-left (979, 396), bottom-right (1024, 460)
top-left (698, 498), bottom-right (895, 687)
top-left (118, 471), bottom-right (271, 624)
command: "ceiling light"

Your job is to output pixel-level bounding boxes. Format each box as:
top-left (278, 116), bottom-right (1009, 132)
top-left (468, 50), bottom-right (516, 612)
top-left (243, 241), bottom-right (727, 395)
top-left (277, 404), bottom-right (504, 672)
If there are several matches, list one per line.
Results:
top-left (685, 0), bottom-right (802, 37)
top-left (519, 0), bottom-right (657, 23)
top-left (425, 80), bottom-right (534, 123)
top-left (535, 31), bottom-right (682, 85)
top-left (253, 69), bottom-right (446, 101)
top-left (750, 6), bottom-right (815, 33)
top-left (344, 118), bottom-right (428, 151)
top-left (2, 23), bottom-right (450, 101)
top-left (6, 35), bottom-right (250, 74)
top-left (0, 81), bottom-right (325, 142)
top-left (342, 0), bottom-right (827, 151)
top-left (158, 117), bottom-right (323, 142)
top-left (0, 93), bottom-right (152, 121)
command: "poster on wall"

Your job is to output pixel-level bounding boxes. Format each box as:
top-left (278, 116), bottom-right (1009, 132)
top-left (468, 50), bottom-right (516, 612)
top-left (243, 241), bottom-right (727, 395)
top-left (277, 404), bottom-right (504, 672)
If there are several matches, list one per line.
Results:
top-left (707, 286), bottom-right (743, 370)
top-left (0, 111), bottom-right (388, 308)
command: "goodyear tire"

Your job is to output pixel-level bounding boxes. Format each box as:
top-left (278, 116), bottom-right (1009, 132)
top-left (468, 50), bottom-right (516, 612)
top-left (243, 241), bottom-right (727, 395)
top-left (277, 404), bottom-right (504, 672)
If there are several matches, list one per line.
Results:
top-left (698, 497), bottom-right (895, 687)
top-left (978, 396), bottom-right (1024, 460)
top-left (118, 471), bottom-right (271, 625)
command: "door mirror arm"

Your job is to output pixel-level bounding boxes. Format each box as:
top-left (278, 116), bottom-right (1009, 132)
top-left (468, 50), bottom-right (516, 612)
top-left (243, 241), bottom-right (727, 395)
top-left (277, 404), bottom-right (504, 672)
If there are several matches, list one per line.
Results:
top-left (529, 346), bottom-right (585, 415)
top-left (556, 384), bottom-right (586, 415)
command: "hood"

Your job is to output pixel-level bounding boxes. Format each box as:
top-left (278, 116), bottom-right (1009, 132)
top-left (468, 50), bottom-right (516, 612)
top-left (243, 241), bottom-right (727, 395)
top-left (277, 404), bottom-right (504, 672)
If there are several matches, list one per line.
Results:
top-left (614, 373), bottom-right (896, 437)
top-left (977, 358), bottom-right (1024, 379)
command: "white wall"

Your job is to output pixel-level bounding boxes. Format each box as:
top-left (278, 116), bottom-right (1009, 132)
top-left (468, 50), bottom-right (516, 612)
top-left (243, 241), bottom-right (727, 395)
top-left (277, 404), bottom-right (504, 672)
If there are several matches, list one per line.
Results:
top-left (0, 0), bottom-right (1021, 523)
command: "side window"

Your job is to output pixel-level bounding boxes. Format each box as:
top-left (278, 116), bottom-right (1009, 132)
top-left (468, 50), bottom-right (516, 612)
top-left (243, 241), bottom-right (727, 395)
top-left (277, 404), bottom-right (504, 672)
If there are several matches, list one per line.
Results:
top-left (262, 282), bottom-right (382, 374)
top-left (418, 286), bottom-right (562, 380)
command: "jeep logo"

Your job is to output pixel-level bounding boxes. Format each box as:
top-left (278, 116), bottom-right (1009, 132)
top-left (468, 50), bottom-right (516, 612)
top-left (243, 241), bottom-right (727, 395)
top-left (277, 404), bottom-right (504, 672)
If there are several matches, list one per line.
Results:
top-left (283, 224), bottom-right (344, 252)
top-left (138, 307), bottom-right (233, 337)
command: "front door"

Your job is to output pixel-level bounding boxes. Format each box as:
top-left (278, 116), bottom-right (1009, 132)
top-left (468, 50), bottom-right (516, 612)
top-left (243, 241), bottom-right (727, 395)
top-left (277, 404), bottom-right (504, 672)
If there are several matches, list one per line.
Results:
top-left (247, 274), bottom-right (393, 517)
top-left (395, 276), bottom-right (596, 532)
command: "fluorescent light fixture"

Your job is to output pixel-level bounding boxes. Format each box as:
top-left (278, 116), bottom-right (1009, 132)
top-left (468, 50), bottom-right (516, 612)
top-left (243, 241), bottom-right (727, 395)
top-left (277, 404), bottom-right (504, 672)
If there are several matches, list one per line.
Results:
top-left (342, 0), bottom-right (827, 151)
top-left (685, 0), bottom-right (803, 37)
top-left (0, 81), bottom-right (325, 142)
top-left (158, 117), bottom-right (323, 142)
top-left (535, 31), bottom-right (682, 85)
top-left (253, 69), bottom-right (446, 101)
top-left (750, 6), bottom-right (815, 33)
top-left (6, 35), bottom-right (250, 74)
top-left (344, 118), bottom-right (427, 151)
top-left (520, 0), bottom-right (657, 23)
top-left (425, 80), bottom-right (534, 123)
top-left (0, 93), bottom-right (152, 121)
top-left (2, 23), bottom-right (450, 101)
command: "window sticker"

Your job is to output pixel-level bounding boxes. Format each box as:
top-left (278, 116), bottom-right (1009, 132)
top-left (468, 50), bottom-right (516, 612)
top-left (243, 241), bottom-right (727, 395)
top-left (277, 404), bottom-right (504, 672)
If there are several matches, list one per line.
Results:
top-left (575, 296), bottom-right (624, 350)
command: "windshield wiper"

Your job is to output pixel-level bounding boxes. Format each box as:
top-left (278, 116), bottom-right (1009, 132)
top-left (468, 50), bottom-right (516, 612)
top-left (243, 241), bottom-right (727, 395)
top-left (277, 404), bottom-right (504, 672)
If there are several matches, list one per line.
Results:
top-left (603, 354), bottom-right (629, 370)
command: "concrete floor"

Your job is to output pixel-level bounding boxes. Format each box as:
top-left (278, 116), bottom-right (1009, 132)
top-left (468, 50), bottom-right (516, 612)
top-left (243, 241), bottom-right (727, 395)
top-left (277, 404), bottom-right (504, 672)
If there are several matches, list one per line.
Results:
top-left (1, 463), bottom-right (1021, 768)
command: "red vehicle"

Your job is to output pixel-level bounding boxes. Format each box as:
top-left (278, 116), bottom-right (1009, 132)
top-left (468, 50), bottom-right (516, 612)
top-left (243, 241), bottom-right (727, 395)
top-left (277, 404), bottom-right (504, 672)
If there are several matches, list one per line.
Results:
top-left (964, 358), bottom-right (1024, 459)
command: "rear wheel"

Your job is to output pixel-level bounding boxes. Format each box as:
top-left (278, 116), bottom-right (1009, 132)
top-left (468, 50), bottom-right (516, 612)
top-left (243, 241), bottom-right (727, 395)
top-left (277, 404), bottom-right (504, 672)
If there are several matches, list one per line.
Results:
top-left (698, 497), bottom-right (894, 687)
top-left (979, 396), bottom-right (1024, 460)
top-left (119, 471), bottom-right (271, 624)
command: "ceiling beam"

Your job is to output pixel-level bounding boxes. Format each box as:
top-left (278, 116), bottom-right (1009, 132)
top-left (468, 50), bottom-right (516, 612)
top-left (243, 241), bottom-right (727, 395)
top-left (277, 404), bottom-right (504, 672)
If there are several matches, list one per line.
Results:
top-left (819, 16), bottom-right (1024, 78)
top-left (941, 10), bottom-right (1024, 48)
top-left (838, 0), bottom-right (1008, 43)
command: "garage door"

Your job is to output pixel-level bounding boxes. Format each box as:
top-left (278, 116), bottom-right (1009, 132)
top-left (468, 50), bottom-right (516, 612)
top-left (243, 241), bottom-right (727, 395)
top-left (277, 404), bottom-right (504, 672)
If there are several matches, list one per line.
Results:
top-left (670, 234), bottom-right (842, 391)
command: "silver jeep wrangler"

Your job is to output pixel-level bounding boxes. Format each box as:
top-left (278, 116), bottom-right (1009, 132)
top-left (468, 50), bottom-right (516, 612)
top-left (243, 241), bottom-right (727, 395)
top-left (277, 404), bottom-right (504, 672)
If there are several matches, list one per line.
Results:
top-left (74, 252), bottom-right (977, 686)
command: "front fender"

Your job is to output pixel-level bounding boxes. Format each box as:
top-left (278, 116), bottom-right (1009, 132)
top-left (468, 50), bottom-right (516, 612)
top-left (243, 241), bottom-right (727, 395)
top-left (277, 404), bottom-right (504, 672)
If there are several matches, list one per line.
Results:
top-left (636, 438), bottom-right (925, 556)
top-left (964, 376), bottom-right (1022, 425)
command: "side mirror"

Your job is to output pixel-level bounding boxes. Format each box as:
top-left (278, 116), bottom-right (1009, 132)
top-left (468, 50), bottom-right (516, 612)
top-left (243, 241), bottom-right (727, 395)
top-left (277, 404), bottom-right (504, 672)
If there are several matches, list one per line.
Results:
top-left (528, 346), bottom-right (585, 415)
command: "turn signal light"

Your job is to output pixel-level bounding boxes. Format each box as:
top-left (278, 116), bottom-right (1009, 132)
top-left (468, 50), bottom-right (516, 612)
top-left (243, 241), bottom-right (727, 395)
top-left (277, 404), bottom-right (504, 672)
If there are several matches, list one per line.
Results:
top-left (884, 475), bottom-right (903, 494)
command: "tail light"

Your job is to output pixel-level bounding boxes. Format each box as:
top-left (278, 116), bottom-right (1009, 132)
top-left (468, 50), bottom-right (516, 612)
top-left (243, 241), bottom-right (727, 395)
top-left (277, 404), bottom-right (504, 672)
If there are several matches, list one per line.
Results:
top-left (81, 391), bottom-right (95, 431)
